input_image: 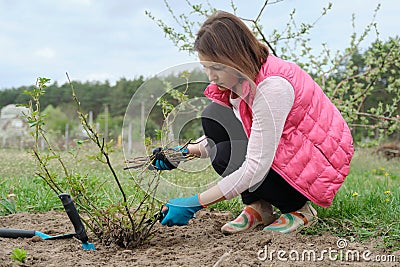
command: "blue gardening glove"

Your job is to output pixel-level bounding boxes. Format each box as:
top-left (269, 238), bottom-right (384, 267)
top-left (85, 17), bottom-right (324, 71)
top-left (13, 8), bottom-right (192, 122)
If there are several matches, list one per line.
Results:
top-left (161, 194), bottom-right (205, 226)
top-left (151, 146), bottom-right (189, 171)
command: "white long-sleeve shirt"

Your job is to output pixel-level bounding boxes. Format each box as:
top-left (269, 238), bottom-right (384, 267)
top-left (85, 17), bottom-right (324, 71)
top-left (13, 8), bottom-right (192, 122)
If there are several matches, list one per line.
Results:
top-left (200, 76), bottom-right (295, 199)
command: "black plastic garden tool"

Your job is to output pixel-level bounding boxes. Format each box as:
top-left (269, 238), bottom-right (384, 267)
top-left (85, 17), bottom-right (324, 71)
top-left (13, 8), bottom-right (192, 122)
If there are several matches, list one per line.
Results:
top-left (0, 193), bottom-right (95, 251)
top-left (58, 193), bottom-right (96, 251)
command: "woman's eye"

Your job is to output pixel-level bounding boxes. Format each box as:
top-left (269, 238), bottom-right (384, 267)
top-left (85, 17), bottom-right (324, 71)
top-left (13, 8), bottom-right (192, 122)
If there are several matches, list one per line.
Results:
top-left (210, 64), bottom-right (224, 71)
top-left (201, 63), bottom-right (225, 71)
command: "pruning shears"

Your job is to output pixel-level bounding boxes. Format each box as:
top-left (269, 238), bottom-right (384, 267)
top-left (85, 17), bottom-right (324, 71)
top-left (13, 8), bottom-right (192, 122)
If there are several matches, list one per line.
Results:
top-left (145, 205), bottom-right (168, 224)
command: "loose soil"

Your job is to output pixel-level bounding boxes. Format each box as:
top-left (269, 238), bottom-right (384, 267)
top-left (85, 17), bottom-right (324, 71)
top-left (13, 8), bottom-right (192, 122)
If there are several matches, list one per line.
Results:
top-left (0, 210), bottom-right (398, 266)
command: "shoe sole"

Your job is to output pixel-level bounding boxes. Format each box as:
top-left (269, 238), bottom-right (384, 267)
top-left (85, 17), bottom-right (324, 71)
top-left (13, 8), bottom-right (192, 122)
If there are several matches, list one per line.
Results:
top-left (221, 221), bottom-right (262, 235)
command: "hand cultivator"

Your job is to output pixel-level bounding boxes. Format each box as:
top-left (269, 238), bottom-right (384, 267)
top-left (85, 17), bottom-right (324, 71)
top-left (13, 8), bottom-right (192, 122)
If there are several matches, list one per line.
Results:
top-left (0, 193), bottom-right (96, 251)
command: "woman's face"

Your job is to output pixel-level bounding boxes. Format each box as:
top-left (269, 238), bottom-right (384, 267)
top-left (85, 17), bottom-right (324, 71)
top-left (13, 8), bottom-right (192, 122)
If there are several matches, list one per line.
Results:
top-left (198, 54), bottom-right (241, 91)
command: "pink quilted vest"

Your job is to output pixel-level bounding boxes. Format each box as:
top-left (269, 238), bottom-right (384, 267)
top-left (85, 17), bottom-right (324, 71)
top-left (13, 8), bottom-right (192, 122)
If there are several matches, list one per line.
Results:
top-left (204, 55), bottom-right (354, 207)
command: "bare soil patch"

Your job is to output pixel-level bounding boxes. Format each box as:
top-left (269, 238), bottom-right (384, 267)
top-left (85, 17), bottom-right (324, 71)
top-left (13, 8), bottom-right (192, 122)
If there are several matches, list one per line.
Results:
top-left (0, 210), bottom-right (398, 266)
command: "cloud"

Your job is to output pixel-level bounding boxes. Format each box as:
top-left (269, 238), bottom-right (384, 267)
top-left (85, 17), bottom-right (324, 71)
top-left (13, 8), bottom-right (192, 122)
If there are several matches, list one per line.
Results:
top-left (34, 47), bottom-right (56, 59)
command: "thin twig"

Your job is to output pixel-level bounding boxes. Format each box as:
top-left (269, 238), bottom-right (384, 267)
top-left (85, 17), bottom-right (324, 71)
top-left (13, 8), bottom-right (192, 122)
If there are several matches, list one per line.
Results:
top-left (240, 0), bottom-right (279, 56)
top-left (213, 250), bottom-right (232, 267)
top-left (66, 72), bottom-right (136, 230)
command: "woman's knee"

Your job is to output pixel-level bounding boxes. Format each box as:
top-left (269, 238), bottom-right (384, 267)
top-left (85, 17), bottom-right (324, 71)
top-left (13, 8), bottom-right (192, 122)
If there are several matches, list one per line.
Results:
top-left (201, 102), bottom-right (247, 142)
top-left (210, 141), bottom-right (247, 177)
top-left (201, 102), bottom-right (227, 119)
top-left (201, 103), bottom-right (232, 143)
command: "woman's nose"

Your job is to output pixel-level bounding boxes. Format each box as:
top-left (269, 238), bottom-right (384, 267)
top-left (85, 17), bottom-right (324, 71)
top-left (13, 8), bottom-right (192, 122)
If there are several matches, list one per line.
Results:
top-left (206, 69), bottom-right (217, 82)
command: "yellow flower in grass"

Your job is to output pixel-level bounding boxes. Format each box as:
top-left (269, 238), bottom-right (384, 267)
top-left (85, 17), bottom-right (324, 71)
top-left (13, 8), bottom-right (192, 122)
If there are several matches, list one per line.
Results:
top-left (384, 172), bottom-right (389, 177)
top-left (7, 193), bottom-right (16, 199)
top-left (384, 190), bottom-right (391, 195)
top-left (380, 167), bottom-right (385, 171)
top-left (352, 192), bottom-right (359, 197)
top-left (372, 169), bottom-right (377, 173)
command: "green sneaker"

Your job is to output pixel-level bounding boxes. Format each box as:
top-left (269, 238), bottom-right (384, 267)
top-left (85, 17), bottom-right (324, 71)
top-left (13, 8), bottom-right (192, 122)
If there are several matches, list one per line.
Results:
top-left (263, 202), bottom-right (317, 233)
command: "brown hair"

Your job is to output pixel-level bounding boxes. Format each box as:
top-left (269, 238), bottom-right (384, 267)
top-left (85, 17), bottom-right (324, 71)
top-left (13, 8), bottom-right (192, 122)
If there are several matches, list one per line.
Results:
top-left (194, 10), bottom-right (269, 81)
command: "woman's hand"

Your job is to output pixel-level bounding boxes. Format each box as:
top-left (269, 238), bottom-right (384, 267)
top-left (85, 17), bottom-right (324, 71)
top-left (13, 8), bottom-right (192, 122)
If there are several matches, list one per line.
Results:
top-left (160, 194), bottom-right (205, 226)
top-left (151, 146), bottom-right (189, 170)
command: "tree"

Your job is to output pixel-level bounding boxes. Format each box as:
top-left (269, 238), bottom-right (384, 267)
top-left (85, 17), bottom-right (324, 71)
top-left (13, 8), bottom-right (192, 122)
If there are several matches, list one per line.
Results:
top-left (107, 77), bottom-right (144, 117)
top-left (333, 37), bottom-right (400, 140)
top-left (147, 1), bottom-right (399, 143)
top-left (42, 105), bottom-right (70, 135)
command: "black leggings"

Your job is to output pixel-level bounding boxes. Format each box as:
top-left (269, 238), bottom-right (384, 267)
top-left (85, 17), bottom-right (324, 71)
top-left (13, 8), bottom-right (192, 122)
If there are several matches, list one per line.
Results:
top-left (201, 102), bottom-right (308, 213)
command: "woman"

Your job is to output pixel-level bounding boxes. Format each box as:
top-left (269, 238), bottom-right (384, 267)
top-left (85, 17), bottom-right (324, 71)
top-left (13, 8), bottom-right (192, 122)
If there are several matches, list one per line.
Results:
top-left (153, 10), bottom-right (354, 234)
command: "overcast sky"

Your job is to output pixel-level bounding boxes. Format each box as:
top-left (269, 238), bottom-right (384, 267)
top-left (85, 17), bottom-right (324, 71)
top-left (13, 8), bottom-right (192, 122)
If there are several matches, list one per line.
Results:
top-left (0, 0), bottom-right (398, 90)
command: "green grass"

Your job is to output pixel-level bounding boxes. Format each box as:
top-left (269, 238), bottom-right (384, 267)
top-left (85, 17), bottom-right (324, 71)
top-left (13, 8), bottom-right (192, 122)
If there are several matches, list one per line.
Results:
top-left (0, 147), bottom-right (399, 250)
top-left (0, 147), bottom-right (147, 214)
top-left (300, 148), bottom-right (400, 250)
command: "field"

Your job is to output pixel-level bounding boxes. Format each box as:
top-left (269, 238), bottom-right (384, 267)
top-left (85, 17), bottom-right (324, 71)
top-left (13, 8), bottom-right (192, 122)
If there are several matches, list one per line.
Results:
top-left (0, 147), bottom-right (399, 266)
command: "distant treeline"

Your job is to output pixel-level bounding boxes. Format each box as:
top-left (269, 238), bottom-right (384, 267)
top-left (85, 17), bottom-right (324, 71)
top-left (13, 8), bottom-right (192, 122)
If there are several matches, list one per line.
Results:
top-left (0, 77), bottom-right (145, 119)
top-left (0, 70), bottom-right (209, 141)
